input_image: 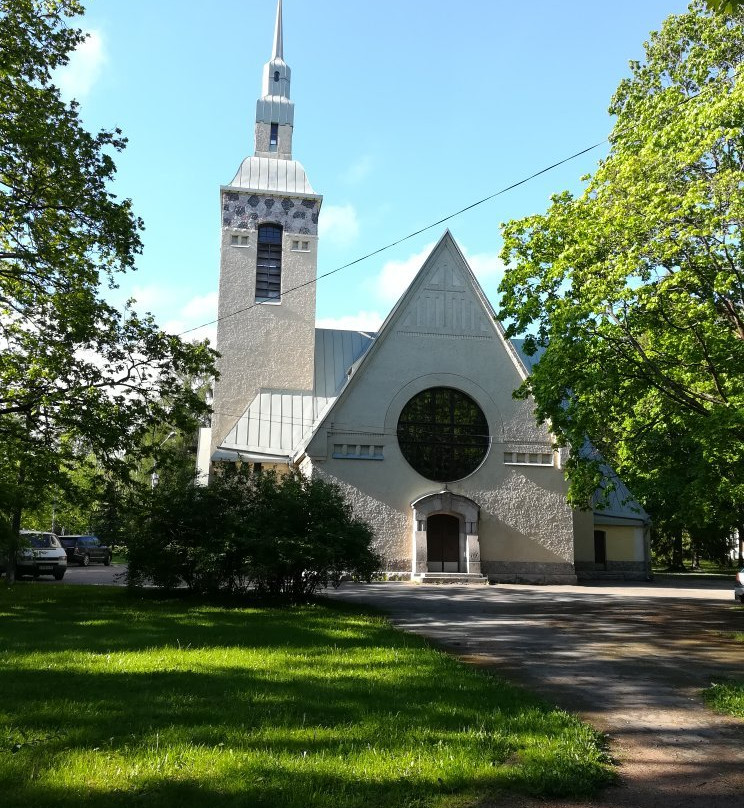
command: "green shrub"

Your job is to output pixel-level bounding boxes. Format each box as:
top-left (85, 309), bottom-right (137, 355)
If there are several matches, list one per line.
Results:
top-left (126, 466), bottom-right (379, 600)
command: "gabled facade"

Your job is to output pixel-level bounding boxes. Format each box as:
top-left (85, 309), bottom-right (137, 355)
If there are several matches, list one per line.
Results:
top-left (198, 1), bottom-right (651, 583)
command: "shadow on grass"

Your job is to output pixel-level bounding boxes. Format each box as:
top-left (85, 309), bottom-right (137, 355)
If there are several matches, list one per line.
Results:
top-left (0, 584), bottom-right (614, 807)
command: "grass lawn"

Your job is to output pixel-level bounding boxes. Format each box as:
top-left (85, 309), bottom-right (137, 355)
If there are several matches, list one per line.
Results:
top-left (703, 622), bottom-right (744, 719)
top-left (0, 585), bottom-right (614, 807)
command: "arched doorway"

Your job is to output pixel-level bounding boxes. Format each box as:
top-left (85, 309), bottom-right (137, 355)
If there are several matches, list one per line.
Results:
top-left (411, 491), bottom-right (481, 576)
top-left (426, 514), bottom-right (460, 572)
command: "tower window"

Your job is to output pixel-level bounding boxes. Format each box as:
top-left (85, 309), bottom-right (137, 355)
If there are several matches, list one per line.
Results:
top-left (256, 224), bottom-right (282, 302)
top-left (273, 70), bottom-right (280, 82)
top-left (269, 122), bottom-right (279, 151)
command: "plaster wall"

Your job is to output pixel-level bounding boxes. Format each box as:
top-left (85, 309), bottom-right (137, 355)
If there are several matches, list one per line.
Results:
top-left (211, 191), bottom-right (319, 452)
top-left (304, 236), bottom-right (576, 580)
top-left (572, 508), bottom-right (596, 560)
top-left (604, 524), bottom-right (645, 561)
top-left (574, 521), bottom-right (645, 562)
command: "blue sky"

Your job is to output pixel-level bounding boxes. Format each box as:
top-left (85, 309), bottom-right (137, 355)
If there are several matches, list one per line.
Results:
top-left (56, 0), bottom-right (690, 343)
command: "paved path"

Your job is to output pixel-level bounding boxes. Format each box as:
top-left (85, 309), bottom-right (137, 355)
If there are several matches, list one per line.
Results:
top-left (326, 580), bottom-right (744, 808)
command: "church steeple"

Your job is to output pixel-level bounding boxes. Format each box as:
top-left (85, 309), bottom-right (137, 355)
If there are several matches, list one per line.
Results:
top-left (272, 0), bottom-right (283, 60)
top-left (255, 0), bottom-right (294, 159)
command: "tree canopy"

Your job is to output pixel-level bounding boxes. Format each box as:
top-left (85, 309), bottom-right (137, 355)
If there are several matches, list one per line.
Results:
top-left (0, 0), bottom-right (217, 573)
top-left (498, 2), bottom-right (744, 554)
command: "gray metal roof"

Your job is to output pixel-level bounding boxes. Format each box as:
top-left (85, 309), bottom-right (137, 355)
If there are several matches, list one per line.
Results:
top-left (227, 156), bottom-right (316, 195)
top-left (314, 328), bottom-right (376, 399)
top-left (220, 388), bottom-right (333, 456)
top-left (217, 328), bottom-right (375, 460)
top-left (510, 338), bottom-right (546, 372)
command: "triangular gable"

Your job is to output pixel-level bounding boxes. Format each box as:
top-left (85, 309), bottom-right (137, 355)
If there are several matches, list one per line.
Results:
top-left (296, 230), bottom-right (531, 460)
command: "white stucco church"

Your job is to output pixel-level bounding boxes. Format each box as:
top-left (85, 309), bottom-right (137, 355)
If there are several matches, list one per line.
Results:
top-left (197, 1), bottom-right (651, 584)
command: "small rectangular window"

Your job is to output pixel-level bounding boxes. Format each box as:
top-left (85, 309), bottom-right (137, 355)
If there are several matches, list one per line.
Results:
top-left (292, 240), bottom-right (300, 250)
top-left (230, 235), bottom-right (239, 245)
top-left (240, 235), bottom-right (249, 245)
top-left (302, 241), bottom-right (309, 250)
top-left (269, 122), bottom-right (279, 151)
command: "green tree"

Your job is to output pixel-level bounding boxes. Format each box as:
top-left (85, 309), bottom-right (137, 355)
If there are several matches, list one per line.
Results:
top-left (498, 2), bottom-right (744, 557)
top-left (0, 0), bottom-right (217, 580)
top-left (705, 0), bottom-right (743, 14)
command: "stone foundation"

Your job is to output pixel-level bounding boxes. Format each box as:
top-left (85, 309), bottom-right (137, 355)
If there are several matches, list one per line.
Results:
top-left (575, 561), bottom-right (649, 581)
top-left (481, 560), bottom-right (577, 585)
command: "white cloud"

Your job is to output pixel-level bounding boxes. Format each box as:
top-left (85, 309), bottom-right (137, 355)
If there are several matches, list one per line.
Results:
top-left (55, 30), bottom-right (106, 100)
top-left (463, 249), bottom-right (506, 282)
top-left (373, 243), bottom-right (506, 305)
top-left (163, 291), bottom-right (218, 346)
top-left (127, 284), bottom-right (163, 312)
top-left (316, 310), bottom-right (383, 332)
top-left (115, 286), bottom-right (217, 345)
top-left (181, 291), bottom-right (218, 322)
top-left (342, 155), bottom-right (373, 184)
top-left (319, 203), bottom-right (360, 248)
top-left (375, 243), bottom-right (435, 304)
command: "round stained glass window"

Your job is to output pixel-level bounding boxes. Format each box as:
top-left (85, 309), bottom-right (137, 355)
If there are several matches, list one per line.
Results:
top-left (396, 387), bottom-right (489, 482)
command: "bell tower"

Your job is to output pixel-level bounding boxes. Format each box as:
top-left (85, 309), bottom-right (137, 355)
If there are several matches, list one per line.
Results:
top-left (210, 0), bottom-right (322, 455)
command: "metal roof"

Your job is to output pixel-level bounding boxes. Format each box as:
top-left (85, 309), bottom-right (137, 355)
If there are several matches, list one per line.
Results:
top-left (220, 389), bottom-right (332, 455)
top-left (217, 328), bottom-right (375, 460)
top-left (313, 328), bottom-right (376, 399)
top-left (226, 156), bottom-right (316, 195)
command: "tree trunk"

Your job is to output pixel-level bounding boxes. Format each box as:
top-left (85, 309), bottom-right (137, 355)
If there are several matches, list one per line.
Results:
top-left (4, 461), bottom-right (25, 585)
top-left (670, 527), bottom-right (685, 571)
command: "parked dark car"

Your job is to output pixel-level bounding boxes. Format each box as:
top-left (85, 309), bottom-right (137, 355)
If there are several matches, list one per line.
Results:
top-left (0, 531), bottom-right (68, 580)
top-left (59, 535), bottom-right (112, 567)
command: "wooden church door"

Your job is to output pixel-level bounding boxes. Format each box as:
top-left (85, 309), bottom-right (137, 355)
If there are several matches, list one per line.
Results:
top-left (426, 514), bottom-right (460, 572)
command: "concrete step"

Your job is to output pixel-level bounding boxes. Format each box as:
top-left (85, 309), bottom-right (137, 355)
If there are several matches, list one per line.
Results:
top-left (414, 573), bottom-right (489, 585)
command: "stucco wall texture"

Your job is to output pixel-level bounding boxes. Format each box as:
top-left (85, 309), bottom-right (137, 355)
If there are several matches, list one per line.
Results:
top-left (304, 236), bottom-right (577, 583)
top-left (212, 193), bottom-right (319, 453)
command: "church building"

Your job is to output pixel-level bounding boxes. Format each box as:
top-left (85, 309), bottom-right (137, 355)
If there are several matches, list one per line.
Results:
top-left (197, 1), bottom-right (651, 583)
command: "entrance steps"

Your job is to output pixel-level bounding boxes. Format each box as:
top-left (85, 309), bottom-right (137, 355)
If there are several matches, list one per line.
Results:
top-left (413, 573), bottom-right (489, 585)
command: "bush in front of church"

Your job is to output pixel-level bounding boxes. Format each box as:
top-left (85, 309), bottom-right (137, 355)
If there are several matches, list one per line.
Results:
top-left (126, 465), bottom-right (379, 600)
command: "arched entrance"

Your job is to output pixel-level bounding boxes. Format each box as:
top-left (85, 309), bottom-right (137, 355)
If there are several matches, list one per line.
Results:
top-left (411, 491), bottom-right (481, 576)
top-left (426, 514), bottom-right (460, 572)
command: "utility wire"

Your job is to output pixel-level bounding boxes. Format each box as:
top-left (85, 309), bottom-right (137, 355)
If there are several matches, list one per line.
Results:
top-left (179, 75), bottom-right (734, 338)
top-left (178, 140), bottom-right (605, 336)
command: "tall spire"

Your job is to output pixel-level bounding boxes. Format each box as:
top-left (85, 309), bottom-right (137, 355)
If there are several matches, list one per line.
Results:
top-left (255, 0), bottom-right (294, 158)
top-left (272, 0), bottom-right (283, 61)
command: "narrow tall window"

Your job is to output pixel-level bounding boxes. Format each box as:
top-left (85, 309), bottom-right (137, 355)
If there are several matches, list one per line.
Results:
top-left (269, 122), bottom-right (279, 152)
top-left (256, 224), bottom-right (282, 302)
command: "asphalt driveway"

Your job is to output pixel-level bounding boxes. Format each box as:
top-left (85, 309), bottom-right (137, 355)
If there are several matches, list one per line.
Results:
top-left (326, 579), bottom-right (744, 808)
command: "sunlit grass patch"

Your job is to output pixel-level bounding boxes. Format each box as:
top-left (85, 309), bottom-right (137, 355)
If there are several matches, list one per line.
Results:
top-left (703, 681), bottom-right (744, 718)
top-left (0, 585), bottom-right (614, 807)
top-left (703, 627), bottom-right (744, 718)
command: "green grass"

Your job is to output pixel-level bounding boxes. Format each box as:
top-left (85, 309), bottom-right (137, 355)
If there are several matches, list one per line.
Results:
top-left (0, 585), bottom-right (614, 807)
top-left (703, 624), bottom-right (744, 718)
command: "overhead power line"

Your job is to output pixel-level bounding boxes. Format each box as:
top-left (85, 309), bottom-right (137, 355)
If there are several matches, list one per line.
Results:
top-left (179, 76), bottom-right (732, 338)
top-left (178, 140), bottom-right (606, 337)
